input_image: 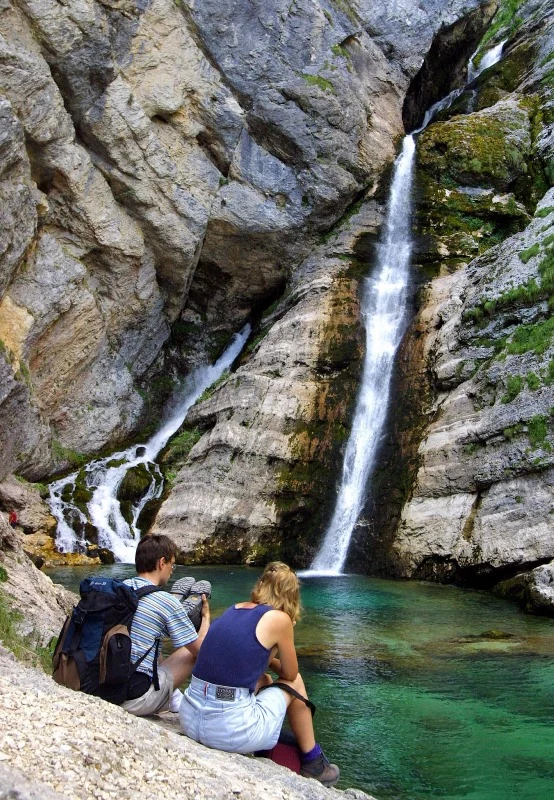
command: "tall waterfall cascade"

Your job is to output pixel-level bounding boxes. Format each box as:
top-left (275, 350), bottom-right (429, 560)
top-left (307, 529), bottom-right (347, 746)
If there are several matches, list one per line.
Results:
top-left (308, 41), bottom-right (506, 576)
top-left (48, 326), bottom-right (250, 563)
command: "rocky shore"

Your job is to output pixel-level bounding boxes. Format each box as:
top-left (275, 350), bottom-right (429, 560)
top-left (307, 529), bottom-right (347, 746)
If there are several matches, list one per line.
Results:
top-left (0, 649), bottom-right (373, 800)
top-left (0, 512), bottom-right (374, 800)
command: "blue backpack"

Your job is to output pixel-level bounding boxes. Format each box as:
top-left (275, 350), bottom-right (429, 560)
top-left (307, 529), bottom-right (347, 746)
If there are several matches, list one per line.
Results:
top-left (52, 576), bottom-right (162, 704)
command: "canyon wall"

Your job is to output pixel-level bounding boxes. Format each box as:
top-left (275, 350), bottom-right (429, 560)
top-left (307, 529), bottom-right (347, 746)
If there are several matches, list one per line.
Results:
top-left (366, 0), bottom-right (554, 612)
top-left (0, 0), bottom-right (489, 480)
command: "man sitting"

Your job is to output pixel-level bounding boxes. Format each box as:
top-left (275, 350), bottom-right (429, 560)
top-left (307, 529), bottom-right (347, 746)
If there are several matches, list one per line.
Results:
top-left (122, 534), bottom-right (210, 716)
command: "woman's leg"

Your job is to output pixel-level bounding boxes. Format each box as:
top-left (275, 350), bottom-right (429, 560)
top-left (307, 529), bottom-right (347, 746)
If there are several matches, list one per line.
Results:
top-left (276, 672), bottom-right (316, 753)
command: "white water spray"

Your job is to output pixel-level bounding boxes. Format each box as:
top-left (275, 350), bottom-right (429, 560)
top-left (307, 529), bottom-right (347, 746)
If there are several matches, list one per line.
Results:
top-left (308, 40), bottom-right (506, 576)
top-left (468, 40), bottom-right (506, 83)
top-left (49, 325), bottom-right (250, 563)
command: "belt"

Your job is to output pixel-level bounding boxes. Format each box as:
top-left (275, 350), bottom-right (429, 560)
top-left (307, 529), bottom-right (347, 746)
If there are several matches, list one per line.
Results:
top-left (190, 674), bottom-right (251, 701)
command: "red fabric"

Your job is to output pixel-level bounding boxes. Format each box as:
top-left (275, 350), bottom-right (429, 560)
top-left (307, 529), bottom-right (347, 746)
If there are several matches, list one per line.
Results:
top-left (8, 511), bottom-right (17, 526)
top-left (266, 742), bottom-right (302, 773)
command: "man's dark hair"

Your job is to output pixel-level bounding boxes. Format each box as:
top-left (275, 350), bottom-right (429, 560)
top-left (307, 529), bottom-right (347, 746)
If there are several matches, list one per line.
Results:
top-left (135, 534), bottom-right (177, 573)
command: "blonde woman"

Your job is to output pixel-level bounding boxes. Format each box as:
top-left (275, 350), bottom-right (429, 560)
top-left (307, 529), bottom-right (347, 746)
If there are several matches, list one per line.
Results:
top-left (179, 562), bottom-right (339, 786)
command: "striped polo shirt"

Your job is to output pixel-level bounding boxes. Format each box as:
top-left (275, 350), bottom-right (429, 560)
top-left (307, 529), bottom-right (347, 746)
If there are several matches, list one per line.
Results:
top-left (124, 577), bottom-right (197, 678)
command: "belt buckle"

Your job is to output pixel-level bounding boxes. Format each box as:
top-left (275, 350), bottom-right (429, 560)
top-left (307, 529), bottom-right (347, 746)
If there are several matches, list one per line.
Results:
top-left (215, 685), bottom-right (236, 701)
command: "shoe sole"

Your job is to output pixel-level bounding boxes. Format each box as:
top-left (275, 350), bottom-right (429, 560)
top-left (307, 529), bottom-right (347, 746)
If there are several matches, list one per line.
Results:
top-left (189, 580), bottom-right (211, 599)
top-left (170, 576), bottom-right (195, 599)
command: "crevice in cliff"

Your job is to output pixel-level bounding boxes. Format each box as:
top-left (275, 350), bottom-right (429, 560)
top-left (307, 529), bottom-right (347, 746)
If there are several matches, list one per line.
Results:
top-left (402, 1), bottom-right (498, 132)
top-left (461, 491), bottom-right (482, 541)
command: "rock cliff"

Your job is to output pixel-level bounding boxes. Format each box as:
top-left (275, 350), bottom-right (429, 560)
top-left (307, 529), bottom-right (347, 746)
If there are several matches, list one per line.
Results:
top-left (0, 511), bottom-right (75, 645)
top-left (0, 0), bottom-right (490, 480)
top-left (365, 0), bottom-right (554, 613)
top-left (3, 0), bottom-right (554, 614)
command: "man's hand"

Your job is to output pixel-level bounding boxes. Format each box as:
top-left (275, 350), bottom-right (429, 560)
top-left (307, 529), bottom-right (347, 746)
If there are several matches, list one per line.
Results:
top-left (198, 594), bottom-right (210, 639)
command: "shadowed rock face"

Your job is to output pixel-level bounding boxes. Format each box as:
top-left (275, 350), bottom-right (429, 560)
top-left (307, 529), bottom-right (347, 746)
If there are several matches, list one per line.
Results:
top-left (0, 0), bottom-right (487, 480)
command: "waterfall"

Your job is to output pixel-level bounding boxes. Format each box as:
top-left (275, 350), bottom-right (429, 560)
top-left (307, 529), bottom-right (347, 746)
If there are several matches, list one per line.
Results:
top-left (309, 136), bottom-right (416, 575)
top-left (48, 325), bottom-right (250, 563)
top-left (468, 40), bottom-right (506, 83)
top-left (308, 41), bottom-right (506, 576)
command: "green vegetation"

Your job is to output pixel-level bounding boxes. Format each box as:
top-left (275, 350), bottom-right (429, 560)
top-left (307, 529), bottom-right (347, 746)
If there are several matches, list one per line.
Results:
top-left (198, 370), bottom-right (229, 403)
top-left (545, 360), bottom-right (554, 385)
top-left (329, 0), bottom-right (357, 23)
top-left (331, 44), bottom-right (350, 59)
top-left (464, 237), bottom-right (554, 327)
top-left (51, 440), bottom-right (88, 468)
top-left (162, 427), bottom-right (203, 468)
top-left (501, 375), bottom-right (524, 403)
top-left (503, 423), bottom-right (524, 441)
top-left (527, 371), bottom-right (541, 391)
top-left (0, 590), bottom-right (57, 673)
top-left (463, 442), bottom-right (484, 455)
top-left (479, 0), bottom-right (526, 51)
top-left (302, 73), bottom-right (335, 93)
top-left (536, 206), bottom-right (554, 218)
top-left (506, 316), bottom-right (554, 356)
top-left (0, 565), bottom-right (7, 582)
top-left (528, 415), bottom-right (549, 448)
top-left (519, 243), bottom-right (540, 263)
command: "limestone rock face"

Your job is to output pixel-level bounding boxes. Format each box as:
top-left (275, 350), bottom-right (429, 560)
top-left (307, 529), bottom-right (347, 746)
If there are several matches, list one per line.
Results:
top-left (379, 0), bottom-right (554, 612)
top-left (0, 513), bottom-right (76, 645)
top-left (496, 560), bottom-right (554, 614)
top-left (0, 475), bottom-right (56, 536)
top-left (0, 0), bottom-right (487, 480)
top-left (154, 204), bottom-right (379, 564)
top-left (394, 196), bottom-right (554, 585)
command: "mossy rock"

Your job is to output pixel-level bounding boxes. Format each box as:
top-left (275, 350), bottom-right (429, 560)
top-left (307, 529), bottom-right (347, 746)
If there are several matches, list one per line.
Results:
top-left (116, 463), bottom-right (156, 504)
top-left (417, 101), bottom-right (531, 192)
top-left (136, 497), bottom-right (162, 534)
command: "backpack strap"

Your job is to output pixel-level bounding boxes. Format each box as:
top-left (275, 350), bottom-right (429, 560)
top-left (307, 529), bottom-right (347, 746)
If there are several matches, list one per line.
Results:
top-left (132, 584), bottom-right (165, 691)
top-left (258, 682), bottom-right (316, 717)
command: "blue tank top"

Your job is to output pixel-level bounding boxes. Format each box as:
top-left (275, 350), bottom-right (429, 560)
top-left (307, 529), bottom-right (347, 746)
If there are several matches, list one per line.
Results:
top-left (193, 604), bottom-right (273, 691)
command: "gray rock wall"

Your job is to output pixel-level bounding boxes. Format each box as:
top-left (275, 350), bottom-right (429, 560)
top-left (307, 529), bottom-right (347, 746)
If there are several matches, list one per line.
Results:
top-left (375, 0), bottom-right (554, 611)
top-left (0, 0), bottom-right (485, 480)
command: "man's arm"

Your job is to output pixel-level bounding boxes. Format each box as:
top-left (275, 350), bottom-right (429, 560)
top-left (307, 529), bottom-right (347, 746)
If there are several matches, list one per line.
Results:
top-left (184, 594), bottom-right (210, 657)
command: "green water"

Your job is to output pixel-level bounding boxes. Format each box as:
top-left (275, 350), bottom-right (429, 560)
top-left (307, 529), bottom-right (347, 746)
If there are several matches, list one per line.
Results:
top-left (46, 564), bottom-right (554, 800)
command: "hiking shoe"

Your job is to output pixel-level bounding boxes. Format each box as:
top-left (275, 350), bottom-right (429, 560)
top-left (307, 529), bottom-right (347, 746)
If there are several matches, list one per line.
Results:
top-left (182, 580), bottom-right (212, 631)
top-left (170, 576), bottom-right (195, 600)
top-left (300, 753), bottom-right (340, 787)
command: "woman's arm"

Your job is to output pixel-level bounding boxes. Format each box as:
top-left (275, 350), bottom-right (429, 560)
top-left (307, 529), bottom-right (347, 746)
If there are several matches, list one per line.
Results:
top-left (257, 610), bottom-right (298, 681)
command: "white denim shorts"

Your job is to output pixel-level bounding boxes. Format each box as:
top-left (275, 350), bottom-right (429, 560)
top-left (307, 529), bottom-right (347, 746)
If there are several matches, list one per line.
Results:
top-left (180, 675), bottom-right (287, 754)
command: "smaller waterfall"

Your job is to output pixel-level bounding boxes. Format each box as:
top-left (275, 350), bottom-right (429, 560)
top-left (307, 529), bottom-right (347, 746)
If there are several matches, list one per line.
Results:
top-left (468, 40), bottom-right (506, 83)
top-left (308, 39), bottom-right (507, 576)
top-left (49, 325), bottom-right (250, 563)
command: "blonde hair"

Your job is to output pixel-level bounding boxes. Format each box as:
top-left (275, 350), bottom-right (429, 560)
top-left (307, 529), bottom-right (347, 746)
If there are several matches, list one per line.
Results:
top-left (251, 562), bottom-right (301, 622)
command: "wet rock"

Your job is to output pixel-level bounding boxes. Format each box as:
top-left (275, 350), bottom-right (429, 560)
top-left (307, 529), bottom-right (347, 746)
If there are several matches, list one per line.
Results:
top-left (117, 463), bottom-right (157, 505)
top-left (495, 561), bottom-right (554, 616)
